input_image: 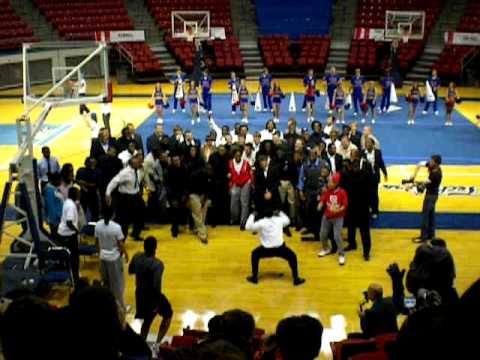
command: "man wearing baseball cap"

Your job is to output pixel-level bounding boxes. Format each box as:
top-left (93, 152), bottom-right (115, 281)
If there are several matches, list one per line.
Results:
top-left (317, 172), bottom-right (349, 265)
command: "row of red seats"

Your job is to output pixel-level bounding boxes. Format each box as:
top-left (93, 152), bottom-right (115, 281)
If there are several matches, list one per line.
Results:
top-left (347, 40), bottom-right (382, 72)
top-left (331, 333), bottom-right (397, 360)
top-left (211, 39), bottom-right (243, 70)
top-left (434, 45), bottom-right (473, 78)
top-left (0, 0), bottom-right (38, 50)
top-left (298, 35), bottom-right (330, 70)
top-left (120, 42), bottom-right (162, 74)
top-left (259, 36), bottom-right (294, 69)
top-left (457, 1), bottom-right (480, 32)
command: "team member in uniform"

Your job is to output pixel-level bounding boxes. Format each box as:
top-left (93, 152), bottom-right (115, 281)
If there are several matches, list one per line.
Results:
top-left (333, 80), bottom-right (346, 124)
top-left (362, 81), bottom-right (377, 124)
top-left (351, 68), bottom-right (366, 116)
top-left (324, 66), bottom-right (341, 113)
top-left (407, 82), bottom-right (422, 125)
top-left (270, 79), bottom-right (284, 123)
top-left (76, 73), bottom-right (91, 125)
top-left (188, 80), bottom-right (200, 125)
top-left (259, 67), bottom-right (273, 112)
top-left (129, 236), bottom-right (173, 346)
top-left (151, 83), bottom-right (167, 124)
top-left (303, 69), bottom-right (317, 121)
top-left (238, 79), bottom-right (249, 123)
top-left (200, 68), bottom-right (213, 115)
top-left (445, 82), bottom-right (459, 126)
top-left (423, 69), bottom-right (441, 116)
top-left (380, 70), bottom-right (393, 113)
top-left (228, 71), bottom-right (241, 115)
top-left (302, 69), bottom-right (317, 112)
top-left (170, 67), bottom-right (186, 113)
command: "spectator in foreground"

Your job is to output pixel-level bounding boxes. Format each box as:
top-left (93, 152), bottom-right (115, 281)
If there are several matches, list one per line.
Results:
top-left (276, 315), bottom-right (323, 360)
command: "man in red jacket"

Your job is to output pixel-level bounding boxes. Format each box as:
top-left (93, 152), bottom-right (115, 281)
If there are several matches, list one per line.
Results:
top-left (228, 148), bottom-right (253, 230)
top-left (317, 172), bottom-right (348, 265)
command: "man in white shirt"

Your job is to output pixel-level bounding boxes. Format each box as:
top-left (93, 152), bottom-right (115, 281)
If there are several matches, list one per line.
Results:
top-left (106, 154), bottom-right (145, 241)
top-left (95, 206), bottom-right (128, 310)
top-left (57, 186), bottom-right (81, 283)
top-left (76, 74), bottom-right (90, 124)
top-left (118, 142), bottom-right (138, 167)
top-left (37, 146), bottom-right (61, 190)
top-left (245, 209), bottom-right (305, 286)
top-left (336, 135), bottom-right (358, 160)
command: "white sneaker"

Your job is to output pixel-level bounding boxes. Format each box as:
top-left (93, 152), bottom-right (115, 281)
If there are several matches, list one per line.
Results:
top-left (274, 118), bottom-right (279, 123)
top-left (263, 108), bottom-right (267, 112)
top-left (341, 120), bottom-right (345, 124)
top-left (208, 110), bottom-right (213, 115)
top-left (270, 108), bottom-right (274, 113)
top-left (182, 108), bottom-right (186, 113)
top-left (407, 120), bottom-right (411, 125)
top-left (156, 118), bottom-right (163, 125)
top-left (302, 108), bottom-right (306, 112)
top-left (411, 120), bottom-right (415, 125)
top-left (197, 117), bottom-right (200, 123)
top-left (232, 111), bottom-right (236, 115)
top-left (191, 119), bottom-right (195, 126)
top-left (339, 255), bottom-right (345, 266)
top-left (242, 118), bottom-right (248, 124)
top-left (328, 110), bottom-right (333, 115)
top-left (371, 119), bottom-right (376, 124)
top-left (353, 112), bottom-right (358, 116)
top-left (172, 109), bottom-right (176, 114)
top-left (434, 111), bottom-right (439, 116)
top-left (318, 249), bottom-right (331, 257)
top-left (361, 118), bottom-right (366, 123)
top-left (422, 110), bottom-right (427, 115)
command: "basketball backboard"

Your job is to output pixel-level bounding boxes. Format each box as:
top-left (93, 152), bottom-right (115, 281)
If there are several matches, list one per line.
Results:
top-left (385, 11), bottom-right (425, 41)
top-left (172, 11), bottom-right (210, 41)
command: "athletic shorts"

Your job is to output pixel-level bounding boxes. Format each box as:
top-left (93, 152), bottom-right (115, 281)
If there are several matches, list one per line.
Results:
top-left (305, 95), bottom-right (315, 103)
top-left (155, 100), bottom-right (163, 108)
top-left (240, 98), bottom-right (248, 105)
top-left (135, 291), bottom-right (173, 320)
top-left (189, 99), bottom-right (198, 105)
top-left (272, 98), bottom-right (281, 104)
top-left (367, 99), bottom-right (376, 109)
top-left (335, 99), bottom-right (345, 107)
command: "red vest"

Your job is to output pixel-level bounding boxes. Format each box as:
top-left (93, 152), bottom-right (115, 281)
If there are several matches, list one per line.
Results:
top-left (228, 159), bottom-right (252, 189)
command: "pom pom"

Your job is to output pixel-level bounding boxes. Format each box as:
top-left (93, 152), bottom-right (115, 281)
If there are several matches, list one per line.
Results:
top-left (360, 102), bottom-right (369, 111)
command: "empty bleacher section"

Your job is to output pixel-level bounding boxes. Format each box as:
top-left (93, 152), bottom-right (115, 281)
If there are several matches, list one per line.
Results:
top-left (258, 36), bottom-right (293, 71)
top-left (147, 0), bottom-right (243, 73)
top-left (457, 1), bottom-right (480, 32)
top-left (350, 0), bottom-right (444, 74)
top-left (0, 0), bottom-right (38, 51)
top-left (298, 35), bottom-right (331, 71)
top-left (33, 0), bottom-right (162, 74)
top-left (255, 0), bottom-right (332, 39)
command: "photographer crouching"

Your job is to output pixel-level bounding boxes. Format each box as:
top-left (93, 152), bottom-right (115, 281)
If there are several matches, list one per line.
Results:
top-left (403, 154), bottom-right (442, 243)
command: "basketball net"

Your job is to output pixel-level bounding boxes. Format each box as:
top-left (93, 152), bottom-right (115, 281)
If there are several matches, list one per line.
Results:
top-left (186, 28), bottom-right (195, 42)
top-left (401, 30), bottom-right (411, 44)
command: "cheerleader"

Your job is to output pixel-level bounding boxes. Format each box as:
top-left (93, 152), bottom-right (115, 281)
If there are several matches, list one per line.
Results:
top-left (333, 80), bottom-right (346, 124)
top-left (270, 79), bottom-right (284, 123)
top-left (187, 80), bottom-right (200, 125)
top-left (407, 82), bottom-right (422, 125)
top-left (302, 68), bottom-right (316, 113)
top-left (423, 68), bottom-right (441, 116)
top-left (362, 81), bottom-right (377, 124)
top-left (380, 70), bottom-right (393, 113)
top-left (324, 66), bottom-right (341, 113)
top-left (351, 68), bottom-right (365, 116)
top-left (238, 79), bottom-right (249, 123)
top-left (228, 71), bottom-right (240, 115)
top-left (170, 67), bottom-right (186, 113)
top-left (445, 82), bottom-right (458, 126)
top-left (200, 68), bottom-right (213, 115)
top-left (151, 82), bottom-right (167, 124)
top-left (305, 70), bottom-right (317, 123)
top-left (259, 67), bottom-right (273, 112)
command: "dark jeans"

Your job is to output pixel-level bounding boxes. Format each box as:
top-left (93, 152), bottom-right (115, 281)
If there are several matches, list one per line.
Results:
top-left (251, 243), bottom-right (299, 280)
top-left (347, 207), bottom-right (372, 256)
top-left (116, 193), bottom-right (144, 239)
top-left (169, 197), bottom-right (187, 235)
top-left (80, 191), bottom-right (100, 221)
top-left (420, 194), bottom-right (438, 240)
top-left (369, 180), bottom-right (380, 215)
top-left (305, 191), bottom-right (320, 239)
top-left (57, 234), bottom-right (79, 283)
top-left (102, 112), bottom-right (111, 135)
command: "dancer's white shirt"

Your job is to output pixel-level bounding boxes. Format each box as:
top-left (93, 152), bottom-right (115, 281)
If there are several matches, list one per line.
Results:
top-left (245, 211), bottom-right (290, 248)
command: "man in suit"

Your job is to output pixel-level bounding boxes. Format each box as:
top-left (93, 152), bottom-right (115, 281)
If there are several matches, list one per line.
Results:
top-left (146, 123), bottom-right (170, 154)
top-left (180, 130), bottom-right (201, 157)
top-left (324, 143), bottom-right (343, 174)
top-left (358, 284), bottom-right (398, 338)
top-left (127, 123), bottom-right (143, 151)
top-left (90, 128), bottom-right (116, 161)
top-left (362, 137), bottom-right (388, 218)
top-left (254, 154), bottom-right (281, 217)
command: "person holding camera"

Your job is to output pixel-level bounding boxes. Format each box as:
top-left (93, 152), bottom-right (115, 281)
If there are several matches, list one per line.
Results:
top-left (409, 154), bottom-right (442, 243)
top-left (357, 284), bottom-right (398, 338)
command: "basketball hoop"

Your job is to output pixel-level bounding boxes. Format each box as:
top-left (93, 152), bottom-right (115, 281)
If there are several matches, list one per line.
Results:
top-left (186, 27), bottom-right (195, 43)
top-left (401, 30), bottom-right (411, 44)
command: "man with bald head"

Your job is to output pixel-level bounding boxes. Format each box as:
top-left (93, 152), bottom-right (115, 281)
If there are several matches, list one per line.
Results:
top-left (358, 283), bottom-right (398, 338)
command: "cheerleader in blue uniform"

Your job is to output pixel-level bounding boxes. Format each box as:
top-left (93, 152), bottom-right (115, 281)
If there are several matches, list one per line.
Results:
top-left (333, 80), bottom-right (346, 124)
top-left (351, 68), bottom-right (365, 116)
top-left (302, 68), bottom-right (316, 114)
top-left (407, 82), bottom-right (423, 125)
top-left (170, 67), bottom-right (186, 113)
top-left (304, 71), bottom-right (317, 123)
top-left (228, 71), bottom-right (241, 115)
top-left (188, 80), bottom-right (200, 125)
top-left (151, 82), bottom-right (167, 124)
top-left (259, 67), bottom-right (273, 112)
top-left (362, 81), bottom-right (377, 124)
top-left (270, 79), bottom-right (284, 123)
top-left (238, 79), bottom-right (249, 123)
top-left (445, 82), bottom-right (459, 126)
top-left (324, 66), bottom-right (341, 113)
top-left (380, 70), bottom-right (393, 113)
top-left (200, 68), bottom-right (213, 115)
top-left (423, 69), bottom-right (441, 116)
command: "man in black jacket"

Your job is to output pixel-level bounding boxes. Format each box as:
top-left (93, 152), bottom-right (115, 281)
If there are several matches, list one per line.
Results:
top-left (208, 145), bottom-right (230, 225)
top-left (362, 137), bottom-right (388, 218)
top-left (146, 123), bottom-right (169, 154)
top-left (359, 284), bottom-right (398, 338)
top-left (188, 163), bottom-right (210, 244)
top-left (324, 143), bottom-right (343, 174)
top-left (309, 121), bottom-right (324, 146)
top-left (254, 154), bottom-right (281, 217)
top-left (90, 128), bottom-right (116, 161)
top-left (127, 123), bottom-right (144, 152)
top-left (165, 154), bottom-right (188, 238)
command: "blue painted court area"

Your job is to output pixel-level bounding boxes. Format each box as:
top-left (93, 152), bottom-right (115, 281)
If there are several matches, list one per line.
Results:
top-left (136, 94), bottom-right (480, 165)
top-left (0, 123), bottom-right (72, 146)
